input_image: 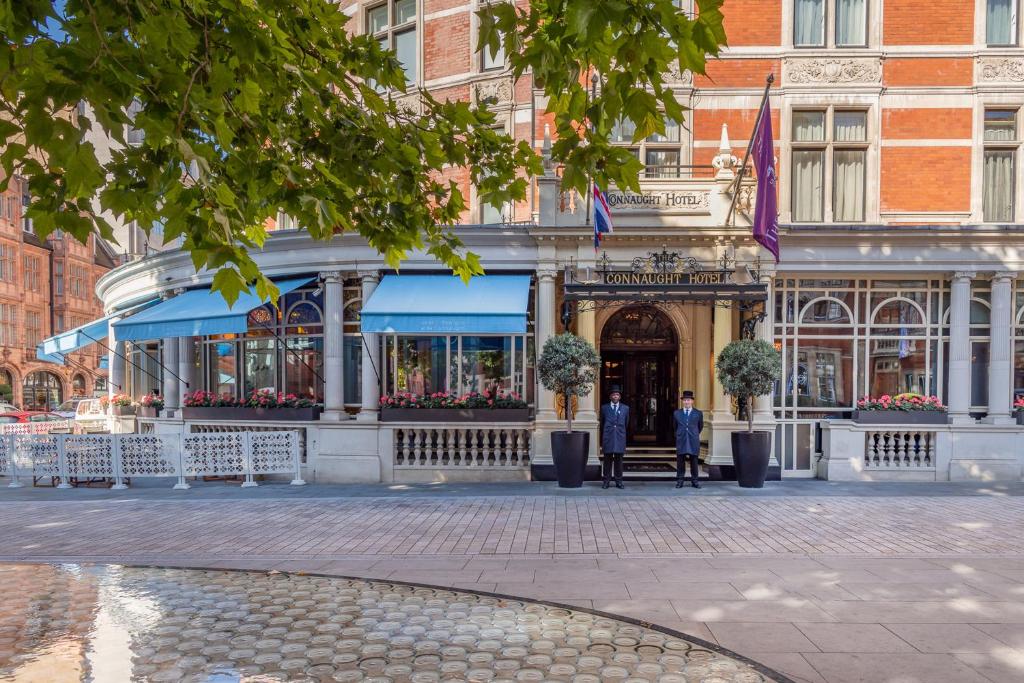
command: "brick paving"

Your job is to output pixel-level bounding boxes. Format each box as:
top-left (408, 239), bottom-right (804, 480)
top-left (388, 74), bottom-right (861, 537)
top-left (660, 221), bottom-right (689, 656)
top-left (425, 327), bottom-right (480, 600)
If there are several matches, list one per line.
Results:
top-left (1, 482), bottom-right (1024, 682)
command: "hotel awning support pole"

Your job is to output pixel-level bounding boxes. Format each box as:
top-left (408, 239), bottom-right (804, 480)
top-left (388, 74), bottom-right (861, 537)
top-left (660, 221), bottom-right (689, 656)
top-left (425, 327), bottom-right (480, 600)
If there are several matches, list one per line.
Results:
top-left (724, 73), bottom-right (774, 229)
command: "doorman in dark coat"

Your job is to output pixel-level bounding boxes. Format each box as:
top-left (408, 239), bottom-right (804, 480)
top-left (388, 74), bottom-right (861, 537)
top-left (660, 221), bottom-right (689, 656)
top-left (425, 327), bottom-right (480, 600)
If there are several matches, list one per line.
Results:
top-left (600, 386), bottom-right (629, 489)
top-left (673, 390), bottom-right (703, 489)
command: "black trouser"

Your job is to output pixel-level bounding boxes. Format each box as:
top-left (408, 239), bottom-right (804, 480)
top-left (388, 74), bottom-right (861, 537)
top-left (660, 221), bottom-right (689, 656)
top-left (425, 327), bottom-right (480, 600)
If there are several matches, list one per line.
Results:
top-left (676, 452), bottom-right (700, 483)
top-left (602, 452), bottom-right (624, 484)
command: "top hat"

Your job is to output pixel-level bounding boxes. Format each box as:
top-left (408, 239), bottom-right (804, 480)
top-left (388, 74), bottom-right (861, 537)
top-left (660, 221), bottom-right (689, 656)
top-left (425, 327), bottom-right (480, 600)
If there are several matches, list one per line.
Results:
top-left (681, 390), bottom-right (695, 399)
top-left (609, 385), bottom-right (622, 395)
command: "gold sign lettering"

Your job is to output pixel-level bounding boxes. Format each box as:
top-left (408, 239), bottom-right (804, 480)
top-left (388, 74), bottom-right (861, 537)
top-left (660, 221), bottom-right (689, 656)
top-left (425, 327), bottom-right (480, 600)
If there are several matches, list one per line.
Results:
top-left (603, 271), bottom-right (725, 286)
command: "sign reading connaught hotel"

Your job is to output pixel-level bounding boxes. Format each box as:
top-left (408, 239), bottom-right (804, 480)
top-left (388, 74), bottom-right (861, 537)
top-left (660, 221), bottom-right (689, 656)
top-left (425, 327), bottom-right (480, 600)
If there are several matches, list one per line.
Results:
top-left (44, 125), bottom-right (1024, 487)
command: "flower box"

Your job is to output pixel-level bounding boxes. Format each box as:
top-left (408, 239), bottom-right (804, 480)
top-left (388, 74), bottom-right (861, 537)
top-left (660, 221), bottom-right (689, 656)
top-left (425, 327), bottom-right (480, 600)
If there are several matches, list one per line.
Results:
top-left (181, 406), bottom-right (322, 421)
top-left (1017, 411), bottom-right (1024, 426)
top-left (380, 408), bottom-right (530, 423)
top-left (137, 407), bottom-right (161, 418)
top-left (111, 405), bottom-right (136, 416)
top-left (852, 410), bottom-right (948, 425)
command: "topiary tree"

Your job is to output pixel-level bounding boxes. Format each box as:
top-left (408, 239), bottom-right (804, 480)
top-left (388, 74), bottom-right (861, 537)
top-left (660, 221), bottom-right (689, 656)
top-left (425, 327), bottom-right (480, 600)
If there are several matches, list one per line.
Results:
top-left (537, 333), bottom-right (600, 433)
top-left (716, 339), bottom-right (781, 433)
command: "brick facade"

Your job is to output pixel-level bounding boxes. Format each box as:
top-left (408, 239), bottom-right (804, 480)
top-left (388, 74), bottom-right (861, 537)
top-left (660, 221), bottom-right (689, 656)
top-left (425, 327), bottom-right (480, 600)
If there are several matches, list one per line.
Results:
top-left (0, 175), bottom-right (113, 410)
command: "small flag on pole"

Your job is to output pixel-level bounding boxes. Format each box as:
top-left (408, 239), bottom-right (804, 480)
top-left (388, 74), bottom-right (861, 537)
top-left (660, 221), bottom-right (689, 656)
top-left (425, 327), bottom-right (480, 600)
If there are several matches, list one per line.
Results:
top-left (593, 185), bottom-right (613, 251)
top-left (752, 101), bottom-right (780, 263)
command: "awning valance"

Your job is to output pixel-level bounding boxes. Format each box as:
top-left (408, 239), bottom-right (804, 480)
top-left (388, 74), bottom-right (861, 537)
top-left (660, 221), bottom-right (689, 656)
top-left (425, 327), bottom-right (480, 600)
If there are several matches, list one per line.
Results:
top-left (360, 275), bottom-right (530, 334)
top-left (111, 277), bottom-right (313, 342)
top-left (36, 299), bottom-right (159, 364)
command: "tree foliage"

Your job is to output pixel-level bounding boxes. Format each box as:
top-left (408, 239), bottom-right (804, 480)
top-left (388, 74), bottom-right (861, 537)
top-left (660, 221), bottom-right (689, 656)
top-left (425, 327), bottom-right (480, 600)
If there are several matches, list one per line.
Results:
top-left (715, 339), bottom-right (781, 432)
top-left (537, 332), bottom-right (600, 432)
top-left (1, 0), bottom-right (726, 303)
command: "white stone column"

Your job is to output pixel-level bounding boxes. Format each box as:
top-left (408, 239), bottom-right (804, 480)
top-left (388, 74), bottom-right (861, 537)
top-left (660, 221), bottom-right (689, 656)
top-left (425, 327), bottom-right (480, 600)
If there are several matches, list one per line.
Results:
top-left (754, 297), bottom-right (775, 420)
top-left (357, 271), bottom-right (381, 422)
top-left (108, 316), bottom-right (126, 400)
top-left (321, 271), bottom-right (347, 421)
top-left (177, 337), bottom-right (192, 404)
top-left (693, 304), bottom-right (712, 410)
top-left (576, 304), bottom-right (599, 422)
top-left (711, 303), bottom-right (733, 420)
top-left (162, 335), bottom-right (179, 413)
top-left (535, 269), bottom-right (558, 421)
top-left (948, 271), bottom-right (974, 424)
top-left (986, 272), bottom-right (1015, 424)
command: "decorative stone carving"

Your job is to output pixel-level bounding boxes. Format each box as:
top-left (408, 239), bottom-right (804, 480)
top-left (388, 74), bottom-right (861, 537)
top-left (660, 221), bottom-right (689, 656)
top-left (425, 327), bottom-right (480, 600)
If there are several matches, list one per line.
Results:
top-left (784, 58), bottom-right (881, 84)
top-left (474, 77), bottom-right (513, 105)
top-left (979, 58), bottom-right (1024, 82)
top-left (393, 93), bottom-right (421, 115)
top-left (664, 61), bottom-right (693, 85)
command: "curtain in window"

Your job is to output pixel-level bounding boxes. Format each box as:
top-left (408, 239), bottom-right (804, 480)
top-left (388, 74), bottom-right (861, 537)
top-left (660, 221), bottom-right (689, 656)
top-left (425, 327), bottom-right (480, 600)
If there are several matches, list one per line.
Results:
top-left (792, 151), bottom-right (824, 222)
top-left (988, 0), bottom-right (1016, 45)
top-left (984, 150), bottom-right (1015, 222)
top-left (835, 0), bottom-right (866, 46)
top-left (833, 151), bottom-right (865, 222)
top-left (794, 0), bottom-right (825, 46)
top-left (834, 113), bottom-right (866, 141)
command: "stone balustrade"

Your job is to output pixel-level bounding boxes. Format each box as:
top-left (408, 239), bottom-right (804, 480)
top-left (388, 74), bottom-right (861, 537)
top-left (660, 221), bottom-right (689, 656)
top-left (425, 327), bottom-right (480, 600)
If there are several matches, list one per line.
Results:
top-left (392, 422), bottom-right (532, 474)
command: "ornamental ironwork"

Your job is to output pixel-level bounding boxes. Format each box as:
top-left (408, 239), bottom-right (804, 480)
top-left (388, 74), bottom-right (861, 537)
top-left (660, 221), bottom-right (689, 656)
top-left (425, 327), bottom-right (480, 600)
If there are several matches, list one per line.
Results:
top-left (631, 248), bottom-right (703, 275)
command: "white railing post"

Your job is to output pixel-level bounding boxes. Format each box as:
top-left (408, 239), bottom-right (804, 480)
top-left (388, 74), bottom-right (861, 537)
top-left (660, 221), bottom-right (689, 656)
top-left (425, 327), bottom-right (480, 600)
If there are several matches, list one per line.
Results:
top-left (241, 431), bottom-right (257, 487)
top-left (291, 431), bottom-right (306, 486)
top-left (56, 434), bottom-right (71, 489)
top-left (173, 434), bottom-right (190, 490)
top-left (4, 434), bottom-right (20, 488)
top-left (111, 435), bottom-right (127, 490)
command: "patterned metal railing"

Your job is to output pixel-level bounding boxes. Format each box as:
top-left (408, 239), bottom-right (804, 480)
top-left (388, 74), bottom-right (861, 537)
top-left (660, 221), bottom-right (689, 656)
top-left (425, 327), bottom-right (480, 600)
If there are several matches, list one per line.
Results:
top-left (393, 424), bottom-right (532, 469)
top-left (0, 420), bottom-right (74, 435)
top-left (864, 429), bottom-right (937, 469)
top-left (0, 431), bottom-right (305, 489)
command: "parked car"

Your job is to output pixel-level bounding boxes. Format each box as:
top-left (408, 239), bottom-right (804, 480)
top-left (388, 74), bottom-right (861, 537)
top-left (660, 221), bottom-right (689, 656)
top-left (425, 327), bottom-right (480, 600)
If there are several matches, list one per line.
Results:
top-left (0, 401), bottom-right (18, 414)
top-left (74, 399), bottom-right (109, 433)
top-left (55, 397), bottom-right (90, 419)
top-left (0, 411), bottom-right (67, 423)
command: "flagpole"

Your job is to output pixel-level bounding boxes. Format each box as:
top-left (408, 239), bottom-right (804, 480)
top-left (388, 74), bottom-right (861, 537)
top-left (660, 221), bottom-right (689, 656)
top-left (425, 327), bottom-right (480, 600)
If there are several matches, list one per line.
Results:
top-left (585, 70), bottom-right (598, 227)
top-left (724, 73), bottom-right (774, 228)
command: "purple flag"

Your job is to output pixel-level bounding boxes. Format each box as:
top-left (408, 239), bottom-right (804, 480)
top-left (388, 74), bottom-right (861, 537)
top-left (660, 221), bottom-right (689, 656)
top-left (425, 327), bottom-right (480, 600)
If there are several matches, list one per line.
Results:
top-left (752, 101), bottom-right (780, 262)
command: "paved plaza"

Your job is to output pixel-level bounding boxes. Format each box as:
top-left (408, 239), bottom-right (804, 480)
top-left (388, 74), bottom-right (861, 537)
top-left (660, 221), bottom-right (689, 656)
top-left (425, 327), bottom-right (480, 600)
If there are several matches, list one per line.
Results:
top-left (1, 481), bottom-right (1024, 682)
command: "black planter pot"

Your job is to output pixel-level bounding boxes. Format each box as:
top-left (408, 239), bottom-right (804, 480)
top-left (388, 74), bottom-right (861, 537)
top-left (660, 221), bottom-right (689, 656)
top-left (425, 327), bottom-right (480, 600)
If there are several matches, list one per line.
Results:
top-left (550, 431), bottom-right (589, 488)
top-left (731, 431), bottom-right (771, 489)
top-left (1017, 410), bottom-right (1024, 426)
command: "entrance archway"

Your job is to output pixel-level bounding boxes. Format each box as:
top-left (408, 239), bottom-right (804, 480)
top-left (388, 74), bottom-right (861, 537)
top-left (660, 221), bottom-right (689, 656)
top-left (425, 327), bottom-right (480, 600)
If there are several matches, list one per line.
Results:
top-left (23, 371), bottom-right (63, 411)
top-left (600, 306), bottom-right (678, 446)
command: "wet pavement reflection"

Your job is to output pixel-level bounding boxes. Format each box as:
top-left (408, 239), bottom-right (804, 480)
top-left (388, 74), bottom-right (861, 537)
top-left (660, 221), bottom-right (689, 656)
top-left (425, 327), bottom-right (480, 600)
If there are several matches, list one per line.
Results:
top-left (0, 564), bottom-right (783, 682)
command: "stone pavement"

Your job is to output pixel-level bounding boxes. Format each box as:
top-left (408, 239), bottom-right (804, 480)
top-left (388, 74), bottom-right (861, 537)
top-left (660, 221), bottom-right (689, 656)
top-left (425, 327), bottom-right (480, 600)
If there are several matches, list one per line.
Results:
top-left (1, 480), bottom-right (1024, 682)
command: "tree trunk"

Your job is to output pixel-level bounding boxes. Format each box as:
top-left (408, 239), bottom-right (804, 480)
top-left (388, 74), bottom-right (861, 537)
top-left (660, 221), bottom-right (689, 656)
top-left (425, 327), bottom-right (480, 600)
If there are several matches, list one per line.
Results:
top-left (566, 390), bottom-right (574, 433)
top-left (746, 395), bottom-right (754, 433)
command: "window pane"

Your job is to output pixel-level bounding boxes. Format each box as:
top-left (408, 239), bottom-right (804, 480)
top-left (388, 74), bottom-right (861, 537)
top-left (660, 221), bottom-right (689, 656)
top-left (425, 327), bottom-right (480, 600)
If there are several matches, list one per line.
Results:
top-left (208, 342), bottom-right (236, 399)
top-left (1014, 340), bottom-right (1024, 400)
top-left (833, 150), bottom-right (865, 222)
top-left (794, 0), bottom-right (825, 46)
top-left (795, 340), bottom-right (855, 408)
top-left (243, 339), bottom-right (277, 396)
top-left (645, 149), bottom-right (681, 178)
top-left (393, 336), bottom-right (446, 394)
top-left (870, 338), bottom-right (928, 397)
top-left (481, 200), bottom-right (504, 224)
top-left (455, 337), bottom-right (512, 395)
top-left (983, 150), bottom-right (1015, 222)
top-left (791, 150), bottom-right (824, 222)
top-left (987, 0), bottom-right (1016, 45)
top-left (284, 337), bottom-right (323, 401)
top-left (647, 119), bottom-right (681, 143)
top-left (394, 28), bottom-right (417, 85)
top-left (984, 109), bottom-right (1017, 141)
top-left (972, 341), bottom-right (990, 407)
top-left (834, 111), bottom-right (866, 141)
top-left (611, 118), bottom-right (636, 143)
top-left (970, 300), bottom-right (991, 325)
top-left (792, 111), bottom-right (825, 141)
top-left (835, 0), bottom-right (867, 46)
top-left (367, 5), bottom-right (388, 33)
top-left (395, 0), bottom-right (416, 24)
top-left (482, 39), bottom-right (505, 70)
top-left (343, 336), bottom-right (363, 404)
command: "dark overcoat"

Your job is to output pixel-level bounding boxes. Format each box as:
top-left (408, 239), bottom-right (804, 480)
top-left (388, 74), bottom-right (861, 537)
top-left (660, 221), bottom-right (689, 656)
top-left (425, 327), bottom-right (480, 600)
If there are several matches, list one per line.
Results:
top-left (600, 402), bottom-right (629, 453)
top-left (673, 408), bottom-right (703, 455)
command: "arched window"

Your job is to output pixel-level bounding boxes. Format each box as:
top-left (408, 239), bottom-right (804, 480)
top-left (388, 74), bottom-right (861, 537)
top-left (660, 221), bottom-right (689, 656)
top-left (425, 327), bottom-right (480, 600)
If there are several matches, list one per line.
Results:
top-left (286, 302), bottom-right (323, 335)
top-left (601, 306), bottom-right (677, 347)
top-left (23, 371), bottom-right (63, 410)
top-left (0, 367), bottom-right (13, 403)
top-left (872, 298), bottom-right (925, 326)
top-left (71, 374), bottom-right (87, 397)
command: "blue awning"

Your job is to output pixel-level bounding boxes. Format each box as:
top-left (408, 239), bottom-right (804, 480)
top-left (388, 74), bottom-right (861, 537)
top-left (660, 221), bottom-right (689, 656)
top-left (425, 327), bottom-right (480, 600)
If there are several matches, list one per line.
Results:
top-left (111, 277), bottom-right (314, 341)
top-left (361, 275), bottom-right (530, 334)
top-left (37, 299), bottom-right (159, 364)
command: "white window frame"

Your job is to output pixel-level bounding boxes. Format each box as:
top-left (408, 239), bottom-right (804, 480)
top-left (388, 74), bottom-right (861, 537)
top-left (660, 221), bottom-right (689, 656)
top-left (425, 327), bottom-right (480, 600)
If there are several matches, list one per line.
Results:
top-left (786, 105), bottom-right (871, 224)
top-left (366, 0), bottom-right (419, 87)
top-left (610, 116), bottom-right (691, 179)
top-left (477, 1), bottom-right (508, 72)
top-left (980, 0), bottom-right (1021, 47)
top-left (785, 0), bottom-right (873, 49)
top-left (981, 107), bottom-right (1019, 222)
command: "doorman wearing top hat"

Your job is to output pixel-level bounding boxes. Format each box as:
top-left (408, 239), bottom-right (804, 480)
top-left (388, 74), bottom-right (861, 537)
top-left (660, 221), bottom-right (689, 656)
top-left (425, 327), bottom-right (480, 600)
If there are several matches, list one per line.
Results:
top-left (673, 390), bottom-right (703, 489)
top-left (600, 386), bottom-right (629, 489)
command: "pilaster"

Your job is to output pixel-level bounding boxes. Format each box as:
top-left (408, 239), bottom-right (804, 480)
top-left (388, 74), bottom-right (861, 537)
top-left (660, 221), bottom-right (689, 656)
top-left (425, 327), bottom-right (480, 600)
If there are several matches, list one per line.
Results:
top-left (357, 271), bottom-right (381, 422)
top-left (985, 272), bottom-right (1016, 424)
top-left (948, 271), bottom-right (975, 424)
top-left (320, 271), bottom-right (348, 421)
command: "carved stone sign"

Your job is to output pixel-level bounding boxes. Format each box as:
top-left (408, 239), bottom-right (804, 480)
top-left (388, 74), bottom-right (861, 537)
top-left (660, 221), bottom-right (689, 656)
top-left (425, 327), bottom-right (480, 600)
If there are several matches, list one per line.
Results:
top-left (784, 58), bottom-right (882, 84)
top-left (979, 58), bottom-right (1024, 82)
top-left (604, 190), bottom-right (710, 213)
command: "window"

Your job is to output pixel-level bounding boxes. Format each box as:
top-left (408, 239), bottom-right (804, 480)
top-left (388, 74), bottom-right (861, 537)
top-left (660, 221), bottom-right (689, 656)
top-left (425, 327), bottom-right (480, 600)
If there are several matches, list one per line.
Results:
top-left (22, 371), bottom-right (62, 410)
top-left (984, 109), bottom-right (1017, 222)
top-left (126, 99), bottom-right (145, 145)
top-left (480, 2), bottom-right (506, 71)
top-left (23, 256), bottom-right (39, 292)
top-left (794, 0), bottom-right (867, 47)
top-left (276, 211), bottom-right (297, 230)
top-left (611, 117), bottom-right (685, 178)
top-left (791, 108), bottom-right (867, 223)
top-left (54, 260), bottom-right (64, 295)
top-left (367, 0), bottom-right (418, 86)
top-left (25, 310), bottom-right (41, 348)
top-left (343, 285), bottom-right (363, 406)
top-left (987, 0), bottom-right (1018, 46)
top-left (56, 313), bottom-right (64, 333)
top-left (0, 243), bottom-right (15, 283)
top-left (0, 303), bottom-right (16, 346)
top-left (20, 181), bottom-right (30, 232)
